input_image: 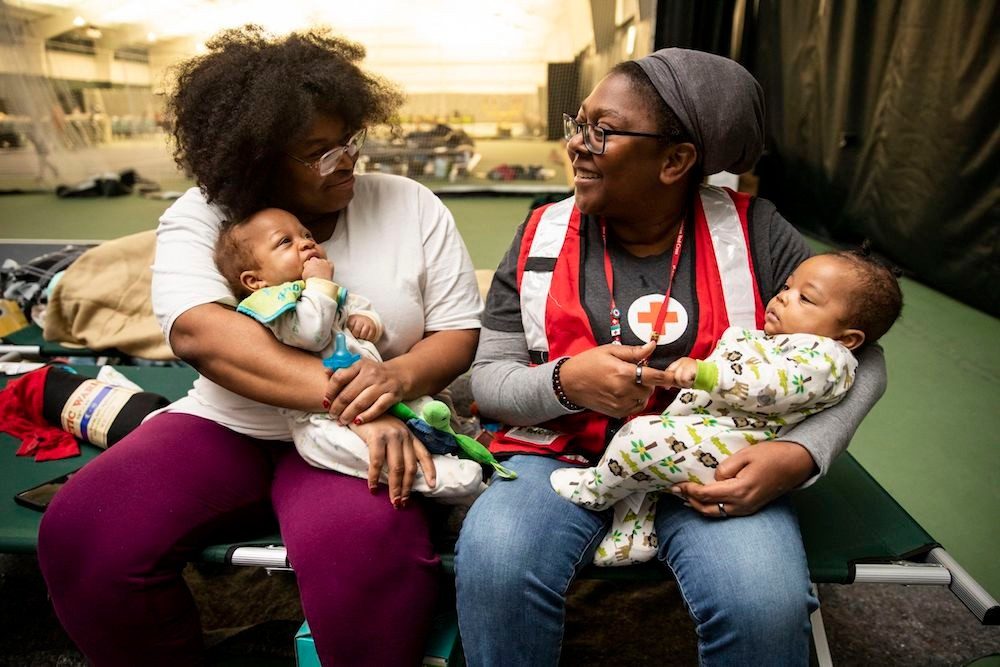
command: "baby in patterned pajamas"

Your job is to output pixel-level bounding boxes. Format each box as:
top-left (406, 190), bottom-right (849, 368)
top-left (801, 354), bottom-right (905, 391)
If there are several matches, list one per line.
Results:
top-left (215, 208), bottom-right (484, 500)
top-left (550, 250), bottom-right (902, 566)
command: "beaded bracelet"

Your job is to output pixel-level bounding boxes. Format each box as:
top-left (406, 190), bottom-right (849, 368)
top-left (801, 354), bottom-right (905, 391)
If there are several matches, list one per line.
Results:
top-left (552, 357), bottom-right (584, 412)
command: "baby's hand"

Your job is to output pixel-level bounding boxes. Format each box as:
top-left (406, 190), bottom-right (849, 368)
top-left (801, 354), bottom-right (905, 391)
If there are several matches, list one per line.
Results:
top-left (348, 315), bottom-right (379, 342)
top-left (302, 257), bottom-right (333, 281)
top-left (666, 357), bottom-right (698, 388)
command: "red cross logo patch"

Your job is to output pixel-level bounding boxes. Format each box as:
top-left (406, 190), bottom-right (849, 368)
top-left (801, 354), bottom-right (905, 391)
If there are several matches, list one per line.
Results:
top-left (627, 295), bottom-right (688, 344)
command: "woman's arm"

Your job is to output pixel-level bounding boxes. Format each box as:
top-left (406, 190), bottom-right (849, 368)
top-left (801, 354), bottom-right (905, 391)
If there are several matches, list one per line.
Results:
top-left (774, 343), bottom-right (887, 482)
top-left (470, 327), bottom-right (569, 425)
top-left (170, 303), bottom-right (329, 411)
top-left (323, 328), bottom-right (479, 426)
top-left (390, 328), bottom-right (479, 398)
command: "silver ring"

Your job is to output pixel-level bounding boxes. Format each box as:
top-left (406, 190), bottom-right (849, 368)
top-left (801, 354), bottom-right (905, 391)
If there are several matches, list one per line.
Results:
top-left (634, 364), bottom-right (644, 385)
top-left (718, 502), bottom-right (728, 518)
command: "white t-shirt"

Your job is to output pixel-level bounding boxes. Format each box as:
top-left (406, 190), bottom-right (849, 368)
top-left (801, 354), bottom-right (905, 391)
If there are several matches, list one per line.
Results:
top-left (151, 173), bottom-right (483, 439)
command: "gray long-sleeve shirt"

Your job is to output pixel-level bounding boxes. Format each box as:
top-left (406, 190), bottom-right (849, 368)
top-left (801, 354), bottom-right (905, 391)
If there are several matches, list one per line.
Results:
top-left (471, 196), bottom-right (887, 486)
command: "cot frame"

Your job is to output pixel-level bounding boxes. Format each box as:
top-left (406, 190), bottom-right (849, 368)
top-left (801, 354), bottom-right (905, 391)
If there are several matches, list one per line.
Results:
top-left (1, 364), bottom-right (996, 667)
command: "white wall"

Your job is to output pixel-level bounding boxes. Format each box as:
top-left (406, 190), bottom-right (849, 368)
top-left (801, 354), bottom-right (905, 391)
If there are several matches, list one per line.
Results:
top-left (0, 36), bottom-right (152, 86)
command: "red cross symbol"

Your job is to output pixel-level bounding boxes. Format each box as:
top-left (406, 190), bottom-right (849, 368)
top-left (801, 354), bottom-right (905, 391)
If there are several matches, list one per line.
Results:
top-left (637, 300), bottom-right (678, 335)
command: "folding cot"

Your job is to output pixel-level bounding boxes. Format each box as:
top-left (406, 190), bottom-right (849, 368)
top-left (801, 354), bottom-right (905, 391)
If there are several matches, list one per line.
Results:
top-left (0, 323), bottom-right (106, 360)
top-left (1, 365), bottom-right (996, 666)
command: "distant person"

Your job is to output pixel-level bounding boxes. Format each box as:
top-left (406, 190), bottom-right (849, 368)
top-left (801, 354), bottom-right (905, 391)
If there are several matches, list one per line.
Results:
top-left (24, 124), bottom-right (59, 183)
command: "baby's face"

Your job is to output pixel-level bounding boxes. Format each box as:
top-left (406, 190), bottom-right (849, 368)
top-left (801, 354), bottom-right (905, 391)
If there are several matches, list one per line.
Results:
top-left (244, 208), bottom-right (327, 287)
top-left (764, 255), bottom-right (856, 341)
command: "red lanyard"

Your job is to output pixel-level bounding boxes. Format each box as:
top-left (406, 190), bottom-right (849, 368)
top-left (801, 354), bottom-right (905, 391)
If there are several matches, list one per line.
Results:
top-left (600, 221), bottom-right (685, 348)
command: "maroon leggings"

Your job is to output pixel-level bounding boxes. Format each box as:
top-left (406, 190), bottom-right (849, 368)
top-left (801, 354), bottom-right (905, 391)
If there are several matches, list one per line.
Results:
top-left (37, 413), bottom-right (440, 666)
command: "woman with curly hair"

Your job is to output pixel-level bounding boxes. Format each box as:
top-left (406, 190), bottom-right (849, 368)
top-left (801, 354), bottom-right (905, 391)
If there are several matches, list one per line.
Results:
top-left (37, 25), bottom-right (482, 666)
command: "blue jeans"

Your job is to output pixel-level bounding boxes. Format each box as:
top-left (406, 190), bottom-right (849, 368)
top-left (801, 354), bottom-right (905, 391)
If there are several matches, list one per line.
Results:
top-left (455, 455), bottom-right (817, 666)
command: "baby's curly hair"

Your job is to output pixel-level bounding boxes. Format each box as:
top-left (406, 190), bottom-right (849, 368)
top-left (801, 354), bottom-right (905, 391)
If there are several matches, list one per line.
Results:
top-left (828, 245), bottom-right (904, 344)
top-left (214, 221), bottom-right (258, 300)
top-left (167, 25), bottom-right (404, 220)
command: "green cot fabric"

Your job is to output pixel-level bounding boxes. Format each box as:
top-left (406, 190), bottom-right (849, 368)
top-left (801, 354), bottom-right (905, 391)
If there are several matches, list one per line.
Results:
top-left (3, 324), bottom-right (102, 357)
top-left (0, 439), bottom-right (99, 553)
top-left (793, 453), bottom-right (937, 583)
top-left (0, 365), bottom-right (196, 553)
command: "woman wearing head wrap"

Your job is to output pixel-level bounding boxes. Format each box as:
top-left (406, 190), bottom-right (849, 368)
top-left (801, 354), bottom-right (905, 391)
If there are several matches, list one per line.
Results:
top-left (456, 49), bottom-right (886, 665)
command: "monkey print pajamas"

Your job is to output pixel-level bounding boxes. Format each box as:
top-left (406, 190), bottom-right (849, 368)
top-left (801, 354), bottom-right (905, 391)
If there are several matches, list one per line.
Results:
top-left (550, 326), bottom-right (857, 566)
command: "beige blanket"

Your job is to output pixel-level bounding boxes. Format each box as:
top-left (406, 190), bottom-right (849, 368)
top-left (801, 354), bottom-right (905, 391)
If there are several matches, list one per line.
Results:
top-left (44, 230), bottom-right (176, 360)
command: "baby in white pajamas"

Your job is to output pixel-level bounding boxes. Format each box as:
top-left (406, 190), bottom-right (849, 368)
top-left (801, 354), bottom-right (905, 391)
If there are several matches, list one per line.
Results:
top-left (551, 251), bottom-right (902, 566)
top-left (215, 208), bottom-right (484, 501)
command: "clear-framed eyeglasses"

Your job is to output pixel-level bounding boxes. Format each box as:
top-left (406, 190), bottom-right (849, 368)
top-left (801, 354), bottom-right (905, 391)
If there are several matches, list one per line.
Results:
top-left (287, 127), bottom-right (367, 176)
top-left (562, 113), bottom-right (670, 155)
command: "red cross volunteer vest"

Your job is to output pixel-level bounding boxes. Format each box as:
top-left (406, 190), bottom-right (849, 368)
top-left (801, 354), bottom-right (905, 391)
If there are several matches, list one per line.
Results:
top-left (488, 185), bottom-right (765, 463)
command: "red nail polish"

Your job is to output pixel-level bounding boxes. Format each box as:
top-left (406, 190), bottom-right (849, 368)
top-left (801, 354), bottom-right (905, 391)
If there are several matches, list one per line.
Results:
top-left (322, 399), bottom-right (330, 409)
top-left (353, 417), bottom-right (363, 425)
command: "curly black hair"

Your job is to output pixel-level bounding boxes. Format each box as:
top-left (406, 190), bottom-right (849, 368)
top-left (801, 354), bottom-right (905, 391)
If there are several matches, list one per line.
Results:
top-left (826, 244), bottom-right (904, 344)
top-left (167, 25), bottom-right (404, 220)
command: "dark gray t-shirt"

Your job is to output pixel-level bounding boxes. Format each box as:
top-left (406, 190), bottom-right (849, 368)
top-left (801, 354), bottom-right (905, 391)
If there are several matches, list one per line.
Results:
top-left (483, 197), bottom-right (811, 368)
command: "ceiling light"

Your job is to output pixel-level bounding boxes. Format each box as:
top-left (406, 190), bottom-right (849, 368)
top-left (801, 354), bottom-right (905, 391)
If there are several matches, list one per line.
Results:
top-left (72, 16), bottom-right (86, 27)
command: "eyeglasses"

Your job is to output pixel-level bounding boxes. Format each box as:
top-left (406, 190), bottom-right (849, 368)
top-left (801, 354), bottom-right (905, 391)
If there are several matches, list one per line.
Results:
top-left (286, 127), bottom-right (367, 176)
top-left (562, 113), bottom-right (671, 155)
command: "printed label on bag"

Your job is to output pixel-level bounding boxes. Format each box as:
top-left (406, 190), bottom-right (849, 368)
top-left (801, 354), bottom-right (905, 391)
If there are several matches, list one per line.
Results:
top-left (503, 426), bottom-right (564, 446)
top-left (61, 379), bottom-right (139, 447)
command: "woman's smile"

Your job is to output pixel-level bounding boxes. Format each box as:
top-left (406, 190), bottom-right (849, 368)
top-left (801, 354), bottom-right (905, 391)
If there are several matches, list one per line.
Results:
top-left (324, 170), bottom-right (355, 190)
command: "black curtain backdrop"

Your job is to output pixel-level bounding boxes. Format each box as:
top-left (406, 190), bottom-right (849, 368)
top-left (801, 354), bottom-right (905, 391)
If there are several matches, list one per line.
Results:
top-left (654, 0), bottom-right (734, 56)
top-left (749, 0), bottom-right (999, 316)
top-left (653, 0), bottom-right (999, 315)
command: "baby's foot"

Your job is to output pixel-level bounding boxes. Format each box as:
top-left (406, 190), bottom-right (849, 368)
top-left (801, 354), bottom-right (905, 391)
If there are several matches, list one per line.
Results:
top-left (549, 467), bottom-right (609, 508)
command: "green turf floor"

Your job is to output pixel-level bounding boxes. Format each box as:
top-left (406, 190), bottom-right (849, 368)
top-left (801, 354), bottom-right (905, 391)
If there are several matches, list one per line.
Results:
top-left (0, 190), bottom-right (530, 272)
top-left (1, 190), bottom-right (997, 601)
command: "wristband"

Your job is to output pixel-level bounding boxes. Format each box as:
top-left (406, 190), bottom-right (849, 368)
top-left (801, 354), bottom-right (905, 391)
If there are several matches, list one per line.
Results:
top-left (552, 357), bottom-right (584, 412)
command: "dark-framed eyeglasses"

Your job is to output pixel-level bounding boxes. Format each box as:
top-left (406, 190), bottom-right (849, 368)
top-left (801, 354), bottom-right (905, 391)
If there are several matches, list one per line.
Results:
top-left (286, 127), bottom-right (367, 176)
top-left (562, 113), bottom-right (670, 155)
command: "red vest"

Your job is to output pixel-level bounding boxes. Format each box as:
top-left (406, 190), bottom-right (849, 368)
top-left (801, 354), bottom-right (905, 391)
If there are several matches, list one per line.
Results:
top-left (489, 186), bottom-right (764, 462)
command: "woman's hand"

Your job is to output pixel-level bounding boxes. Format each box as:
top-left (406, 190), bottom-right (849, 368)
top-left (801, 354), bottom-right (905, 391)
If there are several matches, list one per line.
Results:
top-left (349, 414), bottom-right (436, 507)
top-left (559, 340), bottom-right (672, 418)
top-left (670, 440), bottom-right (816, 517)
top-left (324, 358), bottom-right (404, 426)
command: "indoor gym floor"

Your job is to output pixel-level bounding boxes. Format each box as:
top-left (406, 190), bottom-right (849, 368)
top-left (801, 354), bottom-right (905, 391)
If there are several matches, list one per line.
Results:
top-left (0, 153), bottom-right (997, 665)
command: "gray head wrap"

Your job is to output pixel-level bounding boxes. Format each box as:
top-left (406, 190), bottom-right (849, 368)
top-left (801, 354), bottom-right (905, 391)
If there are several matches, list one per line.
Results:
top-left (635, 48), bottom-right (764, 175)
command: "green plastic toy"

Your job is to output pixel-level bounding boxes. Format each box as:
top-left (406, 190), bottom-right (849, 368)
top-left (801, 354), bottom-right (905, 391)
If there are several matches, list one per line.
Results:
top-left (389, 401), bottom-right (517, 480)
